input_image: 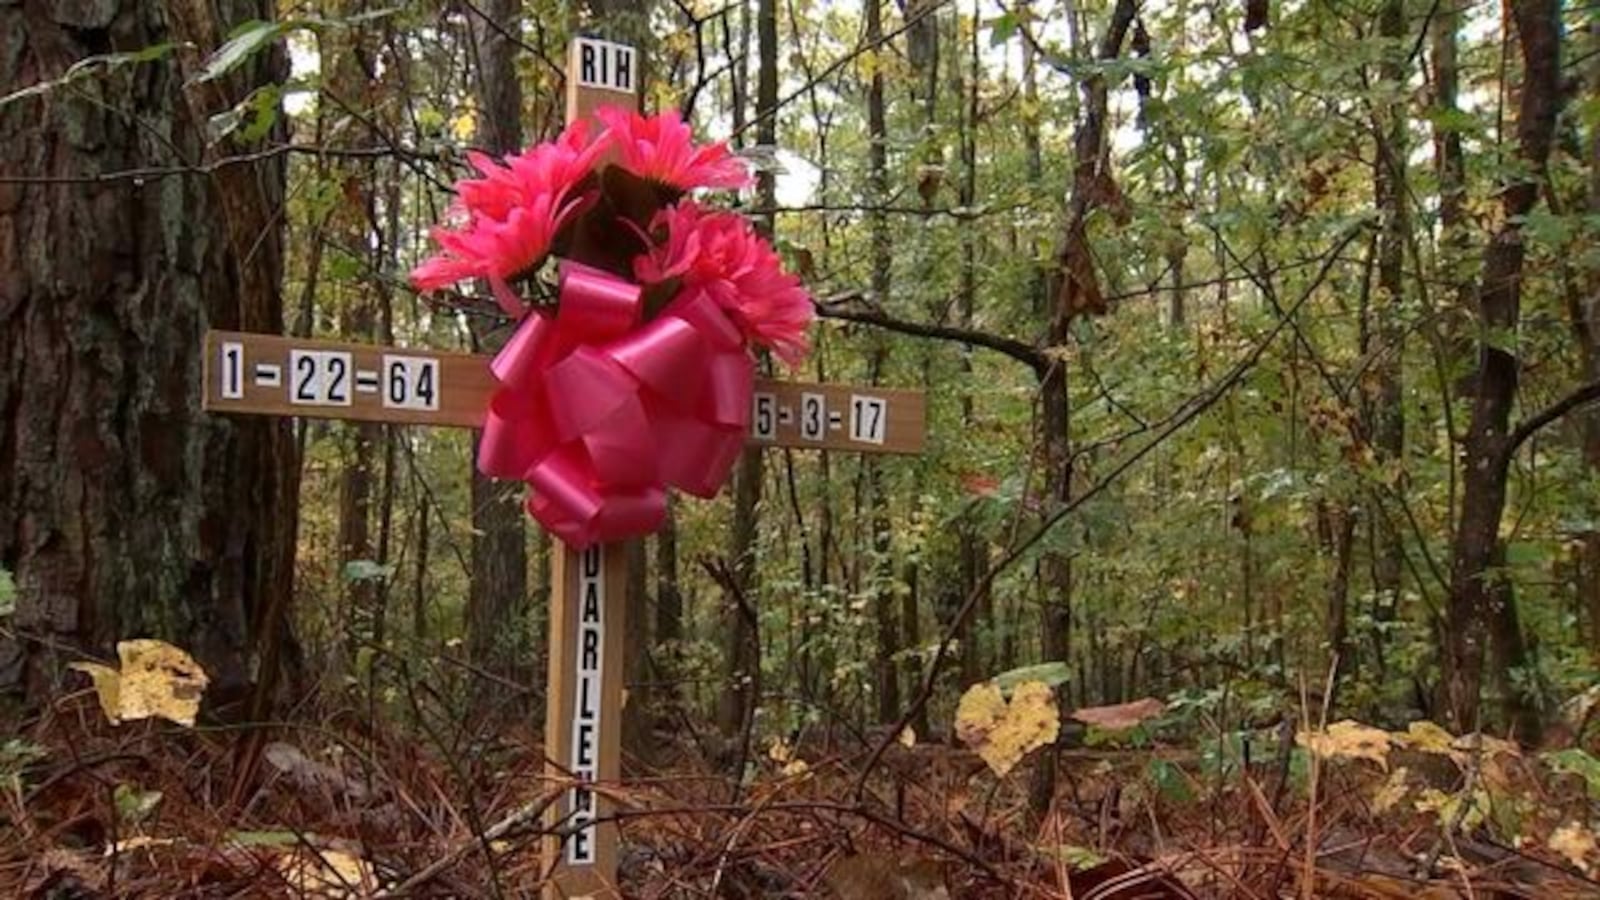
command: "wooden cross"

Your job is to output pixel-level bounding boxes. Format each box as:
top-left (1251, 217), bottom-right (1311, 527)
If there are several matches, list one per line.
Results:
top-left (202, 36), bottom-right (925, 898)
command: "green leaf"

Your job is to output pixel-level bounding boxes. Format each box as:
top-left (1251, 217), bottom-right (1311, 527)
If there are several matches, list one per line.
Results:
top-left (342, 560), bottom-right (395, 583)
top-left (192, 20), bottom-right (285, 84)
top-left (0, 43), bottom-right (174, 109)
top-left (1145, 757), bottom-right (1194, 802)
top-left (992, 661), bottom-right (1071, 693)
top-left (207, 83), bottom-right (283, 144)
top-left (227, 829), bottom-right (312, 847)
top-left (114, 783), bottom-right (164, 825)
top-left (0, 739), bottom-right (48, 780)
top-left (989, 12), bottom-right (1018, 46)
top-left (1544, 748), bottom-right (1600, 800)
top-left (0, 567), bottom-right (15, 618)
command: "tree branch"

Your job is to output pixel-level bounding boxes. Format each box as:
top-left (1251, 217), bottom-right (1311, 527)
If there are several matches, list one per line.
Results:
top-left (1504, 379), bottom-right (1600, 461)
top-left (814, 297), bottom-right (1047, 374)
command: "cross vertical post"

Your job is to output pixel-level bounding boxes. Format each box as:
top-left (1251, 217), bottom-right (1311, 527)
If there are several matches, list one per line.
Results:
top-left (540, 35), bottom-right (638, 898)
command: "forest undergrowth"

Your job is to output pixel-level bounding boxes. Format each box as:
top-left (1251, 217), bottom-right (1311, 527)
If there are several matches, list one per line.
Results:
top-left (4, 684), bottom-right (1598, 899)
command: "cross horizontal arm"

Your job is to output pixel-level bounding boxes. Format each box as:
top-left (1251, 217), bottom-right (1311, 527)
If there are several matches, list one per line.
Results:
top-left (203, 330), bottom-right (926, 455)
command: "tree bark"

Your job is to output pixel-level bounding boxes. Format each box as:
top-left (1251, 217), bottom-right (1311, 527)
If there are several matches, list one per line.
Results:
top-left (718, 0), bottom-right (768, 742)
top-left (957, 0), bottom-right (990, 688)
top-left (463, 0), bottom-right (527, 708)
top-left (654, 500), bottom-right (683, 712)
top-left (1580, 18), bottom-right (1600, 668)
top-left (326, 4), bottom-right (379, 686)
top-left (1442, 0), bottom-right (1563, 736)
top-left (0, 0), bottom-right (299, 713)
top-left (1367, 0), bottom-right (1407, 660)
top-left (862, 0), bottom-right (900, 726)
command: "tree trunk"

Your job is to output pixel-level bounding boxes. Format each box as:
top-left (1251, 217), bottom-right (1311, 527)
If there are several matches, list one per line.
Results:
top-left (957, 0), bottom-right (990, 688)
top-left (622, 538), bottom-right (652, 760)
top-left (0, 0), bottom-right (298, 713)
top-left (1442, 0), bottom-right (1562, 736)
top-left (463, 0), bottom-right (527, 707)
top-left (1323, 502), bottom-right (1357, 709)
top-left (325, 8), bottom-right (379, 685)
top-left (1029, 0), bottom-right (1137, 822)
top-left (654, 500), bottom-right (683, 713)
top-left (718, 0), bottom-right (768, 742)
top-left (862, 0), bottom-right (900, 726)
top-left (1367, 0), bottom-right (1407, 658)
top-left (1566, 16), bottom-right (1600, 670)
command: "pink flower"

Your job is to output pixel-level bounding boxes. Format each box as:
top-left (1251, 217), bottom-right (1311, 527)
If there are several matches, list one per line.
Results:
top-left (411, 120), bottom-right (608, 314)
top-left (596, 106), bottom-right (751, 193)
top-left (636, 202), bottom-right (812, 365)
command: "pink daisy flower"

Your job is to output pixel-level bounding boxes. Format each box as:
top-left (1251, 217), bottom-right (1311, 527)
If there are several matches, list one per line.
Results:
top-left (411, 120), bottom-right (609, 315)
top-left (596, 106), bottom-right (751, 193)
top-left (635, 202), bottom-right (812, 366)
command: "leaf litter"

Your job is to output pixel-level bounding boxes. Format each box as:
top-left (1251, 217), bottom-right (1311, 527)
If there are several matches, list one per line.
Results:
top-left (3, 682), bottom-right (1599, 897)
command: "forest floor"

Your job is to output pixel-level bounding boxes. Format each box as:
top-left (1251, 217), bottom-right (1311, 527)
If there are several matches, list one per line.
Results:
top-left (3, 690), bottom-right (1599, 898)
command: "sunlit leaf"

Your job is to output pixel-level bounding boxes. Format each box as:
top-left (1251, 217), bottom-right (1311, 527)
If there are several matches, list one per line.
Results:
top-left (956, 680), bottom-right (1060, 777)
top-left (1550, 822), bottom-right (1597, 874)
top-left (193, 20), bottom-right (284, 84)
top-left (992, 661), bottom-right (1071, 692)
top-left (275, 846), bottom-right (374, 897)
top-left (1296, 719), bottom-right (1390, 769)
top-left (69, 640), bottom-right (210, 727)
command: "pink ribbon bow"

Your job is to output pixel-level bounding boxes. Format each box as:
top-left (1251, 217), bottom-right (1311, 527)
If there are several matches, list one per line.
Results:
top-left (479, 261), bottom-right (754, 548)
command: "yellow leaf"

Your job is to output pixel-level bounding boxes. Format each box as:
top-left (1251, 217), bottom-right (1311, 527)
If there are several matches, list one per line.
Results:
top-left (767, 736), bottom-right (794, 764)
top-left (450, 103), bottom-right (477, 143)
top-left (955, 680), bottom-right (1059, 777)
top-left (1296, 719), bottom-right (1391, 769)
top-left (276, 847), bottom-right (373, 898)
top-left (1549, 822), bottom-right (1597, 874)
top-left (70, 640), bottom-right (209, 727)
top-left (954, 682), bottom-right (1006, 748)
top-left (1397, 721), bottom-right (1456, 756)
top-left (897, 726), bottom-right (916, 748)
top-left (1453, 732), bottom-right (1520, 760)
top-left (105, 836), bottom-right (178, 857)
top-left (1372, 766), bottom-right (1411, 814)
top-left (1414, 787), bottom-right (1489, 832)
top-left (857, 48), bottom-right (880, 80)
top-left (68, 662), bottom-right (122, 724)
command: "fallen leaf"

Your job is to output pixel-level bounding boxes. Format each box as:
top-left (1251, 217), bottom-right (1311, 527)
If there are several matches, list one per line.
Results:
top-left (954, 682), bottom-right (1006, 749)
top-left (1372, 766), bottom-right (1411, 814)
top-left (1396, 720), bottom-right (1456, 757)
top-left (70, 662), bottom-right (123, 724)
top-left (955, 680), bottom-right (1060, 777)
top-left (825, 854), bottom-right (948, 899)
top-left (897, 726), bottom-right (916, 748)
top-left (113, 783), bottom-right (163, 825)
top-left (69, 640), bottom-right (209, 727)
top-left (264, 742), bottom-right (369, 801)
top-left (1072, 697), bottom-right (1164, 731)
top-left (1549, 822), bottom-right (1597, 874)
top-left (1415, 786), bottom-right (1489, 832)
top-left (276, 847), bottom-right (373, 897)
top-left (105, 836), bottom-right (178, 856)
top-left (1296, 719), bottom-right (1391, 769)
